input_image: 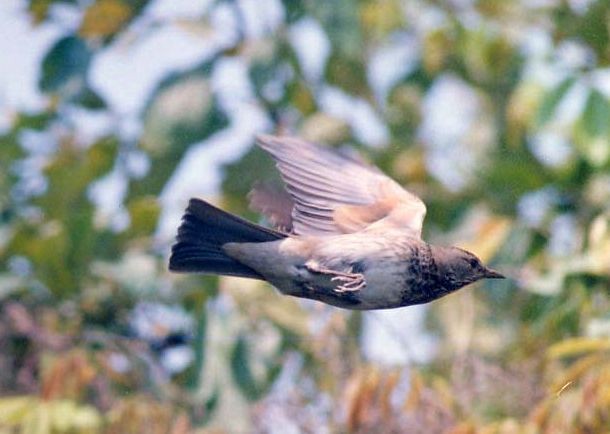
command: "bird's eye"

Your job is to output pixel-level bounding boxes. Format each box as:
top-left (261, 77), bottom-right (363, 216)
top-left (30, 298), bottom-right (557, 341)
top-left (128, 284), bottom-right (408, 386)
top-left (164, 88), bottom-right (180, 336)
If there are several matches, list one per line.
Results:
top-left (469, 258), bottom-right (479, 268)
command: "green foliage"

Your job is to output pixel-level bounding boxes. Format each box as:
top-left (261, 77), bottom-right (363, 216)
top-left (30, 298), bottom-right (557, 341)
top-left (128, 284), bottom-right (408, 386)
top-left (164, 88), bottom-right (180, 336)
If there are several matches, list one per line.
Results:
top-left (38, 35), bottom-right (105, 108)
top-left (39, 35), bottom-right (91, 93)
top-left (230, 334), bottom-right (280, 401)
top-left (535, 77), bottom-right (575, 127)
top-left (2, 0), bottom-right (610, 432)
top-left (135, 63), bottom-right (229, 198)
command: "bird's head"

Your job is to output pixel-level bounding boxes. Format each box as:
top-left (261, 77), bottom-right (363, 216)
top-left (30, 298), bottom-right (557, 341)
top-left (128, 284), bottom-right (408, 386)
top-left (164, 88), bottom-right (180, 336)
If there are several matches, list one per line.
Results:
top-left (432, 245), bottom-right (504, 289)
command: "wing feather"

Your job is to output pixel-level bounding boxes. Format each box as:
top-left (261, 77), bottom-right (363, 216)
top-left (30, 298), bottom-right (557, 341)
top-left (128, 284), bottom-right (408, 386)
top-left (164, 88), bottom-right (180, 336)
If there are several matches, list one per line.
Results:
top-left (254, 135), bottom-right (427, 237)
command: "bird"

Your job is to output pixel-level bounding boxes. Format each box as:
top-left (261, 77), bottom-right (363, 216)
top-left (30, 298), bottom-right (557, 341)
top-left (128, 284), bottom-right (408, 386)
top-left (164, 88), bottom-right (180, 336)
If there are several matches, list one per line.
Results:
top-left (169, 135), bottom-right (504, 310)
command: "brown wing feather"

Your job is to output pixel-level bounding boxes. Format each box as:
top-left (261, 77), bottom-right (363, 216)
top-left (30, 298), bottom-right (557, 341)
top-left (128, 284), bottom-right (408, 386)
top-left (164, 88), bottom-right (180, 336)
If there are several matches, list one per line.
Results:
top-left (333, 198), bottom-right (396, 233)
top-left (255, 134), bottom-right (427, 237)
top-left (248, 183), bottom-right (294, 233)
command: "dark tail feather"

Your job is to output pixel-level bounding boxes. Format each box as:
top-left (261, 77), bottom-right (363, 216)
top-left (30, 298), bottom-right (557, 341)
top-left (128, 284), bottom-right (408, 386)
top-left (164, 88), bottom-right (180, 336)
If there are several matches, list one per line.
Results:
top-left (169, 198), bottom-right (286, 279)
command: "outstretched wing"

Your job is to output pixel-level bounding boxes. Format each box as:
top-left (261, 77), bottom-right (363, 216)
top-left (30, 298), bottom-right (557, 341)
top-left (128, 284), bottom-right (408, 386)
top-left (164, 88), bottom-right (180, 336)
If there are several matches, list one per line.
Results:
top-left (253, 135), bottom-right (427, 238)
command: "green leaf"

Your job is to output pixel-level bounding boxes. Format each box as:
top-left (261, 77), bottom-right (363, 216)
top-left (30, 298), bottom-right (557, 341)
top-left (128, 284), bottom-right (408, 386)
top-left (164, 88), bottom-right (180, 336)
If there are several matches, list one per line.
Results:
top-left (572, 89), bottom-right (610, 166)
top-left (551, 2), bottom-right (610, 65)
top-left (85, 136), bottom-right (120, 178)
top-left (14, 111), bottom-right (55, 131)
top-left (142, 63), bottom-right (222, 154)
top-left (6, 221), bottom-right (77, 297)
top-left (77, 86), bottom-right (107, 110)
top-left (582, 89), bottom-right (610, 137)
top-left (187, 299), bottom-right (207, 390)
top-left (308, 0), bottom-right (362, 61)
top-left (125, 196), bottom-right (160, 238)
top-left (458, 27), bottom-right (517, 84)
top-left (360, 0), bottom-right (404, 40)
top-left (9, 138), bottom-right (120, 297)
top-left (324, 52), bottom-right (368, 96)
top-left (36, 137), bottom-right (119, 216)
top-left (230, 333), bottom-right (282, 402)
top-left (221, 145), bottom-right (282, 217)
top-left (134, 62), bottom-right (229, 196)
top-left (39, 35), bottom-right (91, 94)
top-left (230, 335), bottom-right (260, 401)
top-left (481, 148), bottom-right (548, 211)
top-left (201, 386), bottom-right (220, 425)
top-left (0, 135), bottom-right (24, 208)
top-left (280, 0), bottom-right (306, 23)
top-left (535, 77), bottom-right (575, 127)
top-left (307, 0), bottom-right (369, 95)
top-left (574, 1), bottom-right (610, 65)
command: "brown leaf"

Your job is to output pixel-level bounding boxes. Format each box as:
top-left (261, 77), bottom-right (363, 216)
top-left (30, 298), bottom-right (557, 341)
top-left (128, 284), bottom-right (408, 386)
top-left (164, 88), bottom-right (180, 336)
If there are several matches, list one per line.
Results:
top-left (79, 0), bottom-right (132, 38)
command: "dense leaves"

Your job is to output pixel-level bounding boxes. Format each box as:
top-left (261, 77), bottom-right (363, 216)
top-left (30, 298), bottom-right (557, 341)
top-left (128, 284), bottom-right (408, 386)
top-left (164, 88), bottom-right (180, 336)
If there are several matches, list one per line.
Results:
top-left (2, 0), bottom-right (610, 432)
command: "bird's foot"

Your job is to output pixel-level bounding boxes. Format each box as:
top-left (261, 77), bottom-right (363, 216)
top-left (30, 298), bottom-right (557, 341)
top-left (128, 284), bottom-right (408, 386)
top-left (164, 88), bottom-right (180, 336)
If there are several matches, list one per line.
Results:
top-left (331, 273), bottom-right (366, 292)
top-left (305, 261), bottom-right (366, 293)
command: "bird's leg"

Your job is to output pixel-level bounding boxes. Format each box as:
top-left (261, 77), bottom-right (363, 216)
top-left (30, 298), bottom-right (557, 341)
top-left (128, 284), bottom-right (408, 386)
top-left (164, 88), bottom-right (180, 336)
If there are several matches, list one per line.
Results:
top-left (305, 260), bottom-right (366, 293)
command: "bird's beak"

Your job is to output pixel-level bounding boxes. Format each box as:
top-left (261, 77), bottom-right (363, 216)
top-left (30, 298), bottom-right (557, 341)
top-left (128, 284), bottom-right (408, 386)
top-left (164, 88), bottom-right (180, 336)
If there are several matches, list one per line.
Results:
top-left (484, 268), bottom-right (505, 279)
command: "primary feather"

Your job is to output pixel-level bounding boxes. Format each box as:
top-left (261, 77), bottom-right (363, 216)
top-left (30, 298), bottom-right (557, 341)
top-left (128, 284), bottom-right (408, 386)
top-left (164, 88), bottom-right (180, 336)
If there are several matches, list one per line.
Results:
top-left (255, 135), bottom-right (427, 237)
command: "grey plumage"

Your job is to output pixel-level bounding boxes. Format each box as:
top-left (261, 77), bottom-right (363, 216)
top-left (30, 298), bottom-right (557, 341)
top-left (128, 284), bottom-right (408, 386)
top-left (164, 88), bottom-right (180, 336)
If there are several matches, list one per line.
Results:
top-left (169, 198), bottom-right (285, 279)
top-left (169, 135), bottom-right (504, 310)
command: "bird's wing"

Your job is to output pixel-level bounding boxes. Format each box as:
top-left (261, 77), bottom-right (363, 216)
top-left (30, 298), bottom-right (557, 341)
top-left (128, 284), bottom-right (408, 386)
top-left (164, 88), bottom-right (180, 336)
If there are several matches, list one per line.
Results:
top-left (248, 182), bottom-right (294, 233)
top-left (254, 134), bottom-right (426, 237)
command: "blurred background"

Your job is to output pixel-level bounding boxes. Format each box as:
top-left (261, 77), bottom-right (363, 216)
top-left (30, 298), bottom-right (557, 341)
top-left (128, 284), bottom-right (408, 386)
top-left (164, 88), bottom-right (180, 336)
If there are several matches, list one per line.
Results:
top-left (1, 0), bottom-right (610, 432)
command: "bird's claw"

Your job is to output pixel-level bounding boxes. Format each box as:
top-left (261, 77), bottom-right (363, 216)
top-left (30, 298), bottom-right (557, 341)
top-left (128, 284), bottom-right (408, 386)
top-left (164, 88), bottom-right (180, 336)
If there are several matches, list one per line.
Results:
top-left (331, 274), bottom-right (366, 292)
top-left (305, 261), bottom-right (366, 293)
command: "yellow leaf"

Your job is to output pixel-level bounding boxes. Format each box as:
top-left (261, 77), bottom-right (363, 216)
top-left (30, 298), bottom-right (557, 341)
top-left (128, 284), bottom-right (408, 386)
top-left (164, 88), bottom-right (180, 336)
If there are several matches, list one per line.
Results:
top-left (360, 0), bottom-right (404, 38)
top-left (505, 82), bottom-right (544, 147)
top-left (551, 352), bottom-right (605, 392)
top-left (404, 371), bottom-right (424, 411)
top-left (392, 147), bottom-right (427, 184)
top-left (0, 396), bottom-right (35, 425)
top-left (588, 214), bottom-right (609, 247)
top-left (223, 278), bottom-right (310, 337)
top-left (126, 196), bottom-right (161, 237)
top-left (21, 402), bottom-right (51, 434)
top-left (343, 366), bottom-right (381, 431)
top-left (79, 0), bottom-right (132, 38)
top-left (0, 397), bottom-right (100, 433)
top-left (423, 30), bottom-right (453, 74)
top-left (48, 400), bottom-right (100, 431)
top-left (291, 82), bottom-right (316, 115)
top-left (28, 0), bottom-right (53, 23)
top-left (547, 337), bottom-right (610, 359)
top-left (300, 113), bottom-right (350, 145)
top-left (454, 209), bottom-right (512, 262)
top-left (431, 375), bottom-right (455, 409)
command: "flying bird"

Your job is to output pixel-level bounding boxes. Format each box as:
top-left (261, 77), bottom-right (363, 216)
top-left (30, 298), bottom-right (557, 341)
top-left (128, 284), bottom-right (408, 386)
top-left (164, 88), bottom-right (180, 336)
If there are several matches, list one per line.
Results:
top-left (169, 135), bottom-right (504, 310)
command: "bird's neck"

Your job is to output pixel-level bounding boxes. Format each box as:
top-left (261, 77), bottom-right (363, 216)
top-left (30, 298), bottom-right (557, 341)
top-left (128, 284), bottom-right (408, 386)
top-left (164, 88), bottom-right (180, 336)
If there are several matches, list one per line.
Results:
top-left (419, 243), bottom-right (439, 281)
top-left (417, 244), bottom-right (451, 294)
top-left (427, 244), bottom-right (459, 292)
top-left (398, 243), bottom-right (453, 306)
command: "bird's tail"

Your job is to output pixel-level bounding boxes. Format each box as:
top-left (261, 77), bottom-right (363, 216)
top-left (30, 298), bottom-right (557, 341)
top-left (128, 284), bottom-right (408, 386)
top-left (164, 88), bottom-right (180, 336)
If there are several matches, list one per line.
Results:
top-left (169, 198), bottom-right (286, 279)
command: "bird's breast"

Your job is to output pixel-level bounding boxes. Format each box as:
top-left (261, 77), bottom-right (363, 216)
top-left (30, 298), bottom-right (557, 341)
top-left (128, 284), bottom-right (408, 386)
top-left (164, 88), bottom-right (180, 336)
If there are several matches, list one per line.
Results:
top-left (308, 233), bottom-right (425, 309)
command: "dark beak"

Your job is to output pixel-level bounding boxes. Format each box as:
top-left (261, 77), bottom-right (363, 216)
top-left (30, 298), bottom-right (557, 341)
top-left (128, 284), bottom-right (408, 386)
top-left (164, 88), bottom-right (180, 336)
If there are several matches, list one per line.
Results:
top-left (484, 268), bottom-right (505, 279)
